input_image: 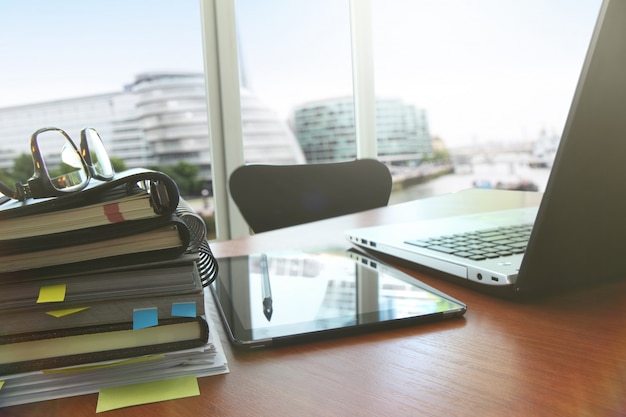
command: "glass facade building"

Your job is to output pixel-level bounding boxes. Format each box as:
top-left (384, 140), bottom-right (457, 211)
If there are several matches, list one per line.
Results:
top-left (293, 97), bottom-right (433, 166)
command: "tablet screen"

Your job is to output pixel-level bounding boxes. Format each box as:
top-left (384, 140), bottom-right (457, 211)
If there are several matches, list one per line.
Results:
top-left (211, 248), bottom-right (466, 347)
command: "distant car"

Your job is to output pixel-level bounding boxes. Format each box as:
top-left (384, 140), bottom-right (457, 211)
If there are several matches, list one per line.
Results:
top-left (473, 179), bottom-right (539, 191)
top-left (494, 180), bottom-right (539, 191)
top-left (472, 179), bottom-right (493, 189)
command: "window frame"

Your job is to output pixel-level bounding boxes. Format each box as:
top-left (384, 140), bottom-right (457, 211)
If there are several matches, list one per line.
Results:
top-left (200, 0), bottom-right (377, 240)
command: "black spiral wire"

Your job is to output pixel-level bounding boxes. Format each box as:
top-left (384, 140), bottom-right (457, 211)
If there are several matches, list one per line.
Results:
top-left (176, 199), bottom-right (219, 287)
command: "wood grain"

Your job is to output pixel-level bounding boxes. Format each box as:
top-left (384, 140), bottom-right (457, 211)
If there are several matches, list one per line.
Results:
top-left (3, 189), bottom-right (625, 417)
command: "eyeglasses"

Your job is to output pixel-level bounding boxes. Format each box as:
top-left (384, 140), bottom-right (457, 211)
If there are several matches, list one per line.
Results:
top-left (0, 127), bottom-right (114, 201)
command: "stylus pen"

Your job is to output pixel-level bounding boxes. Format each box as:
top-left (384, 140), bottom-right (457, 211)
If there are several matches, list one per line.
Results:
top-left (261, 254), bottom-right (273, 321)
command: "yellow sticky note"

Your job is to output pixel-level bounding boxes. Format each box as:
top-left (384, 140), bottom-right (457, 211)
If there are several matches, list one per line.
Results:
top-left (46, 307), bottom-right (89, 318)
top-left (0, 380), bottom-right (5, 390)
top-left (96, 376), bottom-right (200, 413)
top-left (37, 284), bottom-right (67, 303)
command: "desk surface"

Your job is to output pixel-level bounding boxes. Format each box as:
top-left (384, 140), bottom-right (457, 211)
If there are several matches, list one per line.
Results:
top-left (3, 189), bottom-right (625, 416)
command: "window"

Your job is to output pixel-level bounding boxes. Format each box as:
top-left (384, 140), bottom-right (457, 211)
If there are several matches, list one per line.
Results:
top-left (206, 0), bottom-right (602, 239)
top-left (371, 0), bottom-right (602, 201)
top-left (0, 1), bottom-right (604, 241)
top-left (234, 0), bottom-right (355, 165)
top-left (0, 0), bottom-right (216, 234)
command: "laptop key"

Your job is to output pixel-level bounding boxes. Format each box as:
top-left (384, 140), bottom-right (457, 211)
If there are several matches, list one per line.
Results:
top-left (509, 241), bottom-right (527, 248)
top-left (426, 245), bottom-right (457, 254)
top-left (404, 224), bottom-right (531, 261)
top-left (405, 240), bottom-right (430, 247)
top-left (480, 234), bottom-right (510, 242)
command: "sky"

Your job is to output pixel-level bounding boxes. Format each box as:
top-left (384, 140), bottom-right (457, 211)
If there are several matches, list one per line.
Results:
top-left (0, 0), bottom-right (205, 105)
top-left (0, 0), bottom-right (603, 148)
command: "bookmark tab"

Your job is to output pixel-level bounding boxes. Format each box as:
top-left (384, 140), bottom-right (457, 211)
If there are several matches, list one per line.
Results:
top-left (96, 376), bottom-right (200, 413)
top-left (133, 307), bottom-right (158, 330)
top-left (103, 202), bottom-right (126, 223)
top-left (46, 307), bottom-right (90, 318)
top-left (171, 302), bottom-right (196, 318)
top-left (37, 284), bottom-right (67, 303)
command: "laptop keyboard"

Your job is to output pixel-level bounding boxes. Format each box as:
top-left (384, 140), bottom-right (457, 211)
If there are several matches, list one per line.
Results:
top-left (404, 224), bottom-right (533, 261)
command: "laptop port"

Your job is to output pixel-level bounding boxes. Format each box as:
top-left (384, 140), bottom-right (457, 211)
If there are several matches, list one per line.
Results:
top-left (491, 276), bottom-right (499, 282)
top-left (477, 273), bottom-right (483, 280)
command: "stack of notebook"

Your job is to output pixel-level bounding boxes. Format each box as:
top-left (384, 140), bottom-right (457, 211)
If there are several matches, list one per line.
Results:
top-left (0, 168), bottom-right (227, 408)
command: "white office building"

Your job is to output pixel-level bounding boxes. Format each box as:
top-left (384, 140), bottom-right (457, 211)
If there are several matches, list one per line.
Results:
top-left (0, 72), bottom-right (305, 181)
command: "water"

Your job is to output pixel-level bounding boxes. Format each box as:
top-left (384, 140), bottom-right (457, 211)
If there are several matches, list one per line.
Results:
top-left (389, 162), bottom-right (552, 204)
top-left (190, 161), bottom-right (552, 237)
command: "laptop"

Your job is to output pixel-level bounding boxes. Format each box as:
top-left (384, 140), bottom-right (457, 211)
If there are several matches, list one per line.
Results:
top-left (347, 0), bottom-right (626, 298)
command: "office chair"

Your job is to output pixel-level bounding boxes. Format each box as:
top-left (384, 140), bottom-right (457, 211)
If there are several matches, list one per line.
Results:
top-left (229, 159), bottom-right (393, 233)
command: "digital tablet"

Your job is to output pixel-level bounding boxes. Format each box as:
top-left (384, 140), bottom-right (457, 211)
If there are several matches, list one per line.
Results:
top-left (210, 248), bottom-right (467, 348)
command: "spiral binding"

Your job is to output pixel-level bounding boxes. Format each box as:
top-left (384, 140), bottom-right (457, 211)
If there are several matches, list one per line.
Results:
top-left (175, 198), bottom-right (218, 287)
top-left (175, 198), bottom-right (207, 253)
top-left (197, 239), bottom-right (219, 287)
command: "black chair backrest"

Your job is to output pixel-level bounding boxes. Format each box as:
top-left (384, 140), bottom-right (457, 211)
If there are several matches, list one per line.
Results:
top-left (229, 159), bottom-right (392, 233)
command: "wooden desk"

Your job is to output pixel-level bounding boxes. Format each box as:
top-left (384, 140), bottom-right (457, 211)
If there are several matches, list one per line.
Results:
top-left (3, 189), bottom-right (625, 416)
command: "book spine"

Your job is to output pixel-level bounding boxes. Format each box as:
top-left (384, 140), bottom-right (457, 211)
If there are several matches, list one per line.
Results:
top-left (0, 317), bottom-right (209, 376)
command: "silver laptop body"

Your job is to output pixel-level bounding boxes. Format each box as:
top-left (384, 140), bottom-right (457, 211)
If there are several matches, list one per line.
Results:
top-left (347, 0), bottom-right (626, 297)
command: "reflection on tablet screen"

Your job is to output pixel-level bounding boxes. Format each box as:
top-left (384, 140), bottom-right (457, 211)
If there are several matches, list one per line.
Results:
top-left (211, 249), bottom-right (466, 348)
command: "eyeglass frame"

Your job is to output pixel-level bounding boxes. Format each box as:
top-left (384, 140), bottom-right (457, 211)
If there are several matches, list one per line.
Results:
top-left (0, 127), bottom-right (114, 201)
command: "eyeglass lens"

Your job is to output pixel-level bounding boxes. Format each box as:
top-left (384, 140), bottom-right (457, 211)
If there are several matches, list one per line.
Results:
top-left (82, 128), bottom-right (114, 179)
top-left (36, 129), bottom-right (88, 191)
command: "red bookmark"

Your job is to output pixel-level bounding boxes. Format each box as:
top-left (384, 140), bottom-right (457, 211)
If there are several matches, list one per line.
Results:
top-left (103, 202), bottom-right (126, 223)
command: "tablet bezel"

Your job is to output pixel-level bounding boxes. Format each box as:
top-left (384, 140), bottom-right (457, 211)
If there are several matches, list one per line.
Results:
top-left (210, 248), bottom-right (467, 348)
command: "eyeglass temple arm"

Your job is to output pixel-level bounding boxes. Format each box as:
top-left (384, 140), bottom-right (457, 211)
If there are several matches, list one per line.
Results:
top-left (0, 180), bottom-right (28, 201)
top-left (14, 182), bottom-right (29, 200)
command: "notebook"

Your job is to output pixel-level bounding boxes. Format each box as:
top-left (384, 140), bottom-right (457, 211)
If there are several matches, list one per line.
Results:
top-left (347, 0), bottom-right (626, 298)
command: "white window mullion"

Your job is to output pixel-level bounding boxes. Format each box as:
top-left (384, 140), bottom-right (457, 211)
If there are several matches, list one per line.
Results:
top-left (350, 0), bottom-right (377, 159)
top-left (200, 0), bottom-right (249, 240)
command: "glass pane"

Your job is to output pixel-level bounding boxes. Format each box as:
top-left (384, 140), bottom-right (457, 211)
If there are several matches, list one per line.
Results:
top-left (0, 1), bottom-right (217, 236)
top-left (235, 0), bottom-right (354, 164)
top-left (371, 0), bottom-right (603, 203)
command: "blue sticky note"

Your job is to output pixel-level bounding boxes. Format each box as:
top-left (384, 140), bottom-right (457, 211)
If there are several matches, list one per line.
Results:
top-left (171, 302), bottom-right (196, 318)
top-left (133, 308), bottom-right (158, 330)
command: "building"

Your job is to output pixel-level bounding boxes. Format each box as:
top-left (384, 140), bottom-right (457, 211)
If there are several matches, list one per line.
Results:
top-left (240, 88), bottom-right (305, 165)
top-left (292, 97), bottom-right (433, 166)
top-left (0, 72), bottom-right (305, 182)
top-left (128, 72), bottom-right (213, 179)
top-left (0, 92), bottom-right (125, 171)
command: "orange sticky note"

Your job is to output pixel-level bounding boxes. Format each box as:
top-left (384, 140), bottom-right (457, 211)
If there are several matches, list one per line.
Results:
top-left (37, 284), bottom-right (67, 303)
